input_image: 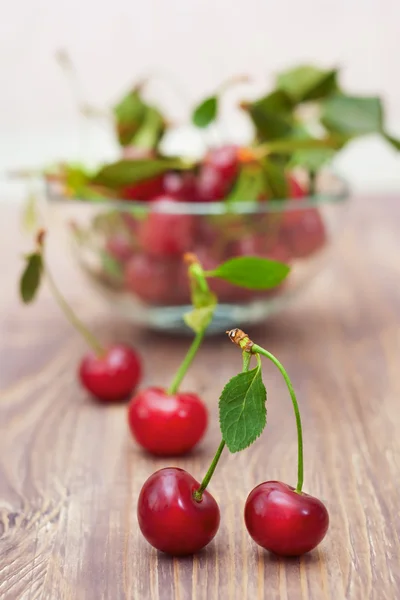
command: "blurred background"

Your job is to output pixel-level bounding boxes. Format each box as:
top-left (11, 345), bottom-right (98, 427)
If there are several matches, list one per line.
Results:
top-left (1, 0), bottom-right (400, 201)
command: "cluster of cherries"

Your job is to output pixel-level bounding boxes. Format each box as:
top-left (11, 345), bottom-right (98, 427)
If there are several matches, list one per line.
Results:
top-left (80, 326), bottom-right (328, 558)
top-left (100, 145), bottom-right (326, 306)
top-left (23, 211), bottom-right (329, 559)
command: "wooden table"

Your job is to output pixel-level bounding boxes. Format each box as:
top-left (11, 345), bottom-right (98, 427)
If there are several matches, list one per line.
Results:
top-left (1, 197), bottom-right (399, 600)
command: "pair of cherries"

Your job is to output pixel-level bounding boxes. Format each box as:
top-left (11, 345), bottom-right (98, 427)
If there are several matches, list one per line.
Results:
top-left (79, 346), bottom-right (207, 456)
top-left (138, 469), bottom-right (329, 557)
top-left (121, 145), bottom-right (239, 203)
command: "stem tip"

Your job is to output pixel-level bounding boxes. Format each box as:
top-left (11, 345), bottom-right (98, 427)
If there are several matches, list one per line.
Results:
top-left (226, 328), bottom-right (254, 352)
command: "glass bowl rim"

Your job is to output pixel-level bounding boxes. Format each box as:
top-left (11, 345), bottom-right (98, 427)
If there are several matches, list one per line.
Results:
top-left (45, 172), bottom-right (350, 216)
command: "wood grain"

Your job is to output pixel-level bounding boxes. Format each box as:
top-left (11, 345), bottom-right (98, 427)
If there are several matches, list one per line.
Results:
top-left (1, 197), bottom-right (400, 600)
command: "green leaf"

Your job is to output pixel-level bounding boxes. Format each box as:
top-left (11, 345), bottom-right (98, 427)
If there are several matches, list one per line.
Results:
top-left (245, 90), bottom-right (294, 141)
top-left (50, 163), bottom-right (108, 200)
top-left (91, 158), bottom-right (191, 189)
top-left (184, 304), bottom-right (216, 333)
top-left (219, 365), bottom-right (267, 452)
top-left (131, 106), bottom-right (165, 150)
top-left (321, 95), bottom-right (383, 136)
top-left (261, 159), bottom-right (288, 199)
top-left (384, 133), bottom-right (400, 151)
top-left (288, 147), bottom-right (336, 171)
top-left (192, 96), bottom-right (218, 128)
top-left (64, 164), bottom-right (92, 196)
top-left (20, 253), bottom-right (43, 303)
top-left (206, 256), bottom-right (290, 290)
top-left (225, 166), bottom-right (266, 203)
top-left (113, 89), bottom-right (147, 146)
top-left (276, 65), bottom-right (338, 103)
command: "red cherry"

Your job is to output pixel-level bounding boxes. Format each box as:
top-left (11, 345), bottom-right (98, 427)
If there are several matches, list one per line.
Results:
top-left (196, 166), bottom-right (229, 202)
top-left (231, 229), bottom-right (292, 264)
top-left (138, 197), bottom-right (195, 257)
top-left (205, 145), bottom-right (239, 182)
top-left (124, 254), bottom-right (180, 305)
top-left (279, 176), bottom-right (326, 258)
top-left (264, 242), bottom-right (292, 264)
top-left (232, 234), bottom-right (272, 258)
top-left (128, 387), bottom-right (208, 455)
top-left (282, 208), bottom-right (326, 258)
top-left (137, 467), bottom-right (220, 555)
top-left (288, 176), bottom-right (307, 199)
top-left (163, 172), bottom-right (199, 202)
top-left (120, 175), bottom-right (165, 201)
top-left (121, 213), bottom-right (139, 234)
top-left (244, 481), bottom-right (329, 556)
top-left (79, 344), bottom-right (142, 402)
top-left (106, 234), bottom-right (134, 262)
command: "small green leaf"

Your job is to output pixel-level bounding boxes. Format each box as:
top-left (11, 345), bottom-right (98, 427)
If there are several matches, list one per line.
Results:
top-left (63, 164), bottom-right (94, 198)
top-left (131, 106), bottom-right (165, 150)
top-left (184, 304), bottom-right (216, 333)
top-left (288, 147), bottom-right (336, 171)
top-left (245, 90), bottom-right (294, 141)
top-left (261, 159), bottom-right (288, 199)
top-left (50, 163), bottom-right (109, 200)
top-left (276, 65), bottom-right (338, 103)
top-left (225, 166), bottom-right (266, 203)
top-left (113, 89), bottom-right (147, 146)
top-left (206, 256), bottom-right (290, 290)
top-left (321, 95), bottom-right (383, 136)
top-left (219, 365), bottom-right (267, 452)
top-left (20, 253), bottom-right (43, 303)
top-left (91, 158), bottom-right (191, 189)
top-left (384, 133), bottom-right (400, 151)
top-left (192, 96), bottom-right (218, 128)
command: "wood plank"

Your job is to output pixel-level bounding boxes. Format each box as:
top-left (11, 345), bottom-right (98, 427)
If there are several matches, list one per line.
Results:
top-left (0, 197), bottom-right (399, 599)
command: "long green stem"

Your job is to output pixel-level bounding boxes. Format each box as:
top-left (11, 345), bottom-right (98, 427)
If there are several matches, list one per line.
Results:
top-left (193, 350), bottom-right (251, 502)
top-left (193, 439), bottom-right (226, 501)
top-left (45, 265), bottom-right (105, 356)
top-left (252, 344), bottom-right (304, 493)
top-left (167, 329), bottom-right (205, 395)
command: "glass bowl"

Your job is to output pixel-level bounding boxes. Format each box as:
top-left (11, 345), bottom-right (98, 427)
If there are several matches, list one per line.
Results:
top-left (45, 172), bottom-right (349, 334)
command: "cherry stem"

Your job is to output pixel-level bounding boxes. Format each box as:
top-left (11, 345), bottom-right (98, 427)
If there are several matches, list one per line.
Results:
top-left (219, 74), bottom-right (251, 94)
top-left (44, 263), bottom-right (105, 357)
top-left (193, 350), bottom-right (251, 502)
top-left (252, 136), bottom-right (340, 161)
top-left (167, 257), bottom-right (215, 395)
top-left (167, 329), bottom-right (205, 395)
top-left (251, 344), bottom-right (304, 493)
top-left (193, 439), bottom-right (225, 502)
